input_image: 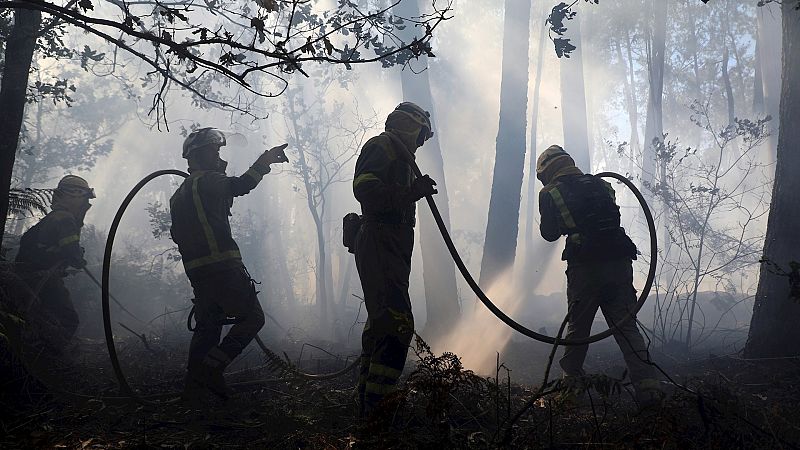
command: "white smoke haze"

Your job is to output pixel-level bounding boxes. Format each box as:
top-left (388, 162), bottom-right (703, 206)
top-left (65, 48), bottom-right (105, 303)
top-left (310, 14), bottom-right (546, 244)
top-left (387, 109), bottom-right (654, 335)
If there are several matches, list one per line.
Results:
top-left (8, 0), bottom-right (770, 365)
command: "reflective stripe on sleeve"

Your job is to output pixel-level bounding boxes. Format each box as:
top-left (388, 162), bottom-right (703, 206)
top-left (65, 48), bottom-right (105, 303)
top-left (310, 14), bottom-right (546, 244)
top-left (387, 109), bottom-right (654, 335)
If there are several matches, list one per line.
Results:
top-left (244, 167), bottom-right (264, 183)
top-left (353, 173), bottom-right (380, 189)
top-left (58, 234), bottom-right (80, 247)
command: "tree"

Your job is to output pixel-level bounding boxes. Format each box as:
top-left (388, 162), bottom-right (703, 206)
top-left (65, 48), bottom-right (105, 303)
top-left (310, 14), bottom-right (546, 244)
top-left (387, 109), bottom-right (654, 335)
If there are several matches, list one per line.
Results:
top-left (754, 0), bottom-right (781, 162)
top-left (646, 102), bottom-right (770, 352)
top-left (394, 0), bottom-right (460, 341)
top-left (0, 0), bottom-right (453, 248)
top-left (522, 5), bottom-right (550, 293)
top-left (478, 0), bottom-right (531, 288)
top-left (641, 0), bottom-right (667, 196)
top-left (745, 1), bottom-right (800, 358)
top-left (281, 75), bottom-right (373, 336)
top-left (0, 7), bottom-right (40, 248)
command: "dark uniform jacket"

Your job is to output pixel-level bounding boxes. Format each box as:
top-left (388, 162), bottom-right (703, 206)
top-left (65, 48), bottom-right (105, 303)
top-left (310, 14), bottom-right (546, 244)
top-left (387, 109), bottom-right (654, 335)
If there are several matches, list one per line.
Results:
top-left (15, 209), bottom-right (84, 274)
top-left (170, 165), bottom-right (268, 281)
top-left (352, 132), bottom-right (416, 226)
top-left (539, 173), bottom-right (637, 263)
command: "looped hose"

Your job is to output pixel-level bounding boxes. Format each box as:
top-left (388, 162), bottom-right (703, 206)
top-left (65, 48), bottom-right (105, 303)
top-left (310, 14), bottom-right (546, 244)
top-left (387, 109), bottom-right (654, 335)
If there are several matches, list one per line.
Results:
top-left (102, 169), bottom-right (358, 400)
top-left (102, 169), bottom-right (188, 401)
top-left (407, 155), bottom-right (658, 345)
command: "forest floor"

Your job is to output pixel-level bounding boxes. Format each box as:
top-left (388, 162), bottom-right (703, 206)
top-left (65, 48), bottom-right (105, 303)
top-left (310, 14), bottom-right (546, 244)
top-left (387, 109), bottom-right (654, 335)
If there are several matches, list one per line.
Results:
top-left (2, 328), bottom-right (800, 449)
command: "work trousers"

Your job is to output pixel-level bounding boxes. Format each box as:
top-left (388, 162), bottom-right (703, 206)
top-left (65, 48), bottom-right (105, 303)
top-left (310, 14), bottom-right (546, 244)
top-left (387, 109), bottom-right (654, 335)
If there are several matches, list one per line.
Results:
top-left (560, 259), bottom-right (656, 387)
top-left (21, 275), bottom-right (79, 351)
top-left (354, 222), bottom-right (415, 415)
top-left (187, 265), bottom-right (265, 374)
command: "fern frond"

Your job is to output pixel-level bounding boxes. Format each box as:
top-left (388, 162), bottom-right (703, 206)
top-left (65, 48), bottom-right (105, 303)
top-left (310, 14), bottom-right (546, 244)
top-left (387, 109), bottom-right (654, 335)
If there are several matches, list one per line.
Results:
top-left (8, 188), bottom-right (53, 216)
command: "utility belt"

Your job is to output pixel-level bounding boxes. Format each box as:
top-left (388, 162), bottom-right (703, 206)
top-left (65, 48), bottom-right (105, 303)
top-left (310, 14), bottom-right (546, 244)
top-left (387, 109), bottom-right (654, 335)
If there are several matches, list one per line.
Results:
top-left (342, 211), bottom-right (415, 254)
top-left (562, 229), bottom-right (638, 262)
top-left (361, 212), bottom-right (415, 227)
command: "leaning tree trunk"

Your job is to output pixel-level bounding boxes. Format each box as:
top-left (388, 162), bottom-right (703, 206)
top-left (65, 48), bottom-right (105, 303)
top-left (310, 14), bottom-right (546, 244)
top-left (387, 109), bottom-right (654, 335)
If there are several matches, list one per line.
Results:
top-left (0, 8), bottom-right (41, 246)
top-left (745, 2), bottom-right (800, 358)
top-left (395, 0), bottom-right (460, 342)
top-left (478, 0), bottom-right (532, 289)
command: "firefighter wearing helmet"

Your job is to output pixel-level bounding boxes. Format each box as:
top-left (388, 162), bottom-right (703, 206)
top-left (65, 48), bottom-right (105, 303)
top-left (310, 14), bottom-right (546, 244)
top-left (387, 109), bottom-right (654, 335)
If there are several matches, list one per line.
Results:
top-left (536, 145), bottom-right (662, 408)
top-left (170, 127), bottom-right (289, 403)
top-left (351, 102), bottom-right (438, 416)
top-left (14, 175), bottom-right (95, 354)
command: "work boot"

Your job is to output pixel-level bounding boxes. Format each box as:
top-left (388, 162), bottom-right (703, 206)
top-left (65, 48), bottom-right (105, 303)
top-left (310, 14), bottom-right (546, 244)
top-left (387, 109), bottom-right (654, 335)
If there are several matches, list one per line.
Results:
top-left (198, 347), bottom-right (233, 400)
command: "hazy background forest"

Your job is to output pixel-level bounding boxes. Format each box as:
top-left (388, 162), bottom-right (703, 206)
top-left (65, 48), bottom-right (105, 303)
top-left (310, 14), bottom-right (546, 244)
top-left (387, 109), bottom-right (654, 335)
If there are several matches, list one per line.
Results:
top-left (1, 0), bottom-right (790, 381)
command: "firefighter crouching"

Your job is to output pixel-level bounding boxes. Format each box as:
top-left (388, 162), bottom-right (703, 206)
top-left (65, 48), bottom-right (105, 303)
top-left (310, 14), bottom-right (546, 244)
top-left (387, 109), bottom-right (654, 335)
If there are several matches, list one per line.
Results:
top-left (352, 102), bottom-right (438, 416)
top-left (536, 145), bottom-right (662, 407)
top-left (14, 175), bottom-right (94, 354)
top-left (170, 127), bottom-right (288, 402)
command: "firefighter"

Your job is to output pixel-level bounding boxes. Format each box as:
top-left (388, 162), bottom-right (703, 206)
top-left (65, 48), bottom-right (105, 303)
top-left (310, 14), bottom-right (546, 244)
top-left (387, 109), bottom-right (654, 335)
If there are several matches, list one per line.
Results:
top-left (536, 145), bottom-right (662, 407)
top-left (14, 175), bottom-right (94, 353)
top-left (352, 102), bottom-right (438, 416)
top-left (170, 127), bottom-right (288, 401)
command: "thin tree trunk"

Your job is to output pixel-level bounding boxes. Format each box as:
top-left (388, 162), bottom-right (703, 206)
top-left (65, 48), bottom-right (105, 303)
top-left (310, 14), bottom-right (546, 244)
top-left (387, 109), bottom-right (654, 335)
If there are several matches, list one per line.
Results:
top-left (615, 33), bottom-right (640, 157)
top-left (558, 16), bottom-right (590, 171)
top-left (285, 90), bottom-right (330, 333)
top-left (396, 0), bottom-right (460, 341)
top-left (753, 30), bottom-right (764, 115)
top-left (0, 8), bottom-right (41, 244)
top-left (757, 1), bottom-right (782, 163)
top-left (745, 2), bottom-right (800, 358)
top-left (722, 45), bottom-right (735, 127)
top-left (478, 0), bottom-right (532, 288)
top-left (523, 12), bottom-right (550, 292)
top-left (642, 0), bottom-right (667, 192)
top-left (336, 255), bottom-right (355, 306)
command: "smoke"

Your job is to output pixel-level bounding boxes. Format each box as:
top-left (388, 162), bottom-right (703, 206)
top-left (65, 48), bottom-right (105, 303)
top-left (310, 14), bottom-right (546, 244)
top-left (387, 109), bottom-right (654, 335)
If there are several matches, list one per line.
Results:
top-left (433, 268), bottom-right (524, 375)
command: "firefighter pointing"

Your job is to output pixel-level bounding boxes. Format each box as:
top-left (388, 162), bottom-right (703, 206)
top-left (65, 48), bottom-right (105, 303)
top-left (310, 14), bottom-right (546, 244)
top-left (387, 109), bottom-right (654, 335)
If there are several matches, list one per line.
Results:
top-left (170, 127), bottom-right (288, 403)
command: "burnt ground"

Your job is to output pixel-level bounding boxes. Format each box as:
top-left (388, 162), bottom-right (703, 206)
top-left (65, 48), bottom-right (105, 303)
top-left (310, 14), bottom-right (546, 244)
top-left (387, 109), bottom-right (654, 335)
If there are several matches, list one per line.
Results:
top-left (2, 324), bottom-right (800, 450)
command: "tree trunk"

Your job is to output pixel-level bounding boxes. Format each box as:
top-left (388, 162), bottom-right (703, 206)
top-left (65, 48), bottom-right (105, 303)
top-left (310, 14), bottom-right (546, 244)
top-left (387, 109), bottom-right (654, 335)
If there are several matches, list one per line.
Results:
top-left (745, 2), bottom-right (800, 358)
top-left (757, 1), bottom-right (782, 163)
top-left (615, 32), bottom-right (641, 157)
top-left (478, 0), bottom-right (531, 288)
top-left (0, 8), bottom-right (41, 245)
top-left (523, 13), bottom-right (550, 293)
top-left (558, 16), bottom-right (590, 171)
top-left (641, 0), bottom-right (667, 192)
top-left (396, 0), bottom-right (460, 341)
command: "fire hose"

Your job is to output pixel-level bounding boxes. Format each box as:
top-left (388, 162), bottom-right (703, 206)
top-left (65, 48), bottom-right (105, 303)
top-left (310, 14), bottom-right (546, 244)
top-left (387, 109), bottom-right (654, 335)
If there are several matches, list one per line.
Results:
top-left (101, 159), bottom-right (655, 399)
top-left (406, 160), bottom-right (658, 346)
top-left (101, 170), bottom-right (357, 402)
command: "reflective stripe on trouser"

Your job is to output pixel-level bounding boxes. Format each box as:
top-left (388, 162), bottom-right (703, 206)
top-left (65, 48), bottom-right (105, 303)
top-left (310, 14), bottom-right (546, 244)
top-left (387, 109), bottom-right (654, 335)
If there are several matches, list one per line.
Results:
top-left (186, 265), bottom-right (265, 375)
top-left (560, 259), bottom-right (656, 386)
top-left (354, 222), bottom-right (415, 414)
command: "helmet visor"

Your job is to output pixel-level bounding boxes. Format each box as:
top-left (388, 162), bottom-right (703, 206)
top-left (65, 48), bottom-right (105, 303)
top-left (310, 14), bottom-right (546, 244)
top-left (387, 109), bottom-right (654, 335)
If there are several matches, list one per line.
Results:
top-left (60, 185), bottom-right (96, 199)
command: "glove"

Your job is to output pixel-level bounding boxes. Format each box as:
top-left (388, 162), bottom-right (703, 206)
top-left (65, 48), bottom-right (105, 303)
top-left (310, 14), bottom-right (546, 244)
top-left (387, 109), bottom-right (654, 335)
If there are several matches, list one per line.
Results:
top-left (409, 174), bottom-right (437, 201)
top-left (252, 143), bottom-right (289, 174)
